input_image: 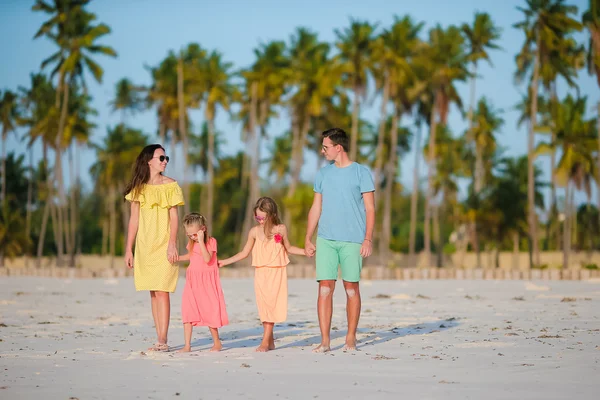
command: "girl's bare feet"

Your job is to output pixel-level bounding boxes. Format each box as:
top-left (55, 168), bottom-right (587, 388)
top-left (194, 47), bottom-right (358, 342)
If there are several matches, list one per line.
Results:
top-left (255, 343), bottom-right (275, 352)
top-left (209, 342), bottom-right (223, 352)
top-left (176, 346), bottom-right (191, 353)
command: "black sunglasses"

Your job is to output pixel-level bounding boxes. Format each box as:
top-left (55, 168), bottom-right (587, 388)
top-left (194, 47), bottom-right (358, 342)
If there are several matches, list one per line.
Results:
top-left (154, 155), bottom-right (170, 163)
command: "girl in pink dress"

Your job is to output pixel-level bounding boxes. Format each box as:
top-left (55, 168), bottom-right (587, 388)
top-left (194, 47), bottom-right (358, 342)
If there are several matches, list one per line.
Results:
top-left (177, 213), bottom-right (228, 352)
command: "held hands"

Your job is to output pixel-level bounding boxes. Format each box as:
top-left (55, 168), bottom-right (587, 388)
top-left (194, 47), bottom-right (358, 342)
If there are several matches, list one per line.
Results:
top-left (125, 250), bottom-right (134, 269)
top-left (304, 239), bottom-right (316, 257)
top-left (360, 239), bottom-right (372, 258)
top-left (167, 242), bottom-right (179, 264)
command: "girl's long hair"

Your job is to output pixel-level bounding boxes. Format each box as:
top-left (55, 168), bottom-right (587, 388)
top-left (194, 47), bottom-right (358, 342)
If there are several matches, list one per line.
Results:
top-left (124, 144), bottom-right (164, 199)
top-left (253, 197), bottom-right (281, 238)
top-left (183, 213), bottom-right (209, 248)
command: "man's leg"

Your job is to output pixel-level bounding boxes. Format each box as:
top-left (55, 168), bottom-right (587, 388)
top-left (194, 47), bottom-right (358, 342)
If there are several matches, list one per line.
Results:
top-left (314, 280), bottom-right (335, 352)
top-left (314, 237), bottom-right (339, 353)
top-left (339, 242), bottom-right (363, 351)
top-left (342, 280), bottom-right (360, 350)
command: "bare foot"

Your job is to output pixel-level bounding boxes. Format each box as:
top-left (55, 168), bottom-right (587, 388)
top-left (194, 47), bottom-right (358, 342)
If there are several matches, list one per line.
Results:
top-left (210, 343), bottom-right (223, 352)
top-left (148, 343), bottom-right (169, 352)
top-left (177, 346), bottom-right (191, 353)
top-left (312, 344), bottom-right (331, 353)
top-left (256, 343), bottom-right (275, 352)
top-left (342, 343), bottom-right (357, 352)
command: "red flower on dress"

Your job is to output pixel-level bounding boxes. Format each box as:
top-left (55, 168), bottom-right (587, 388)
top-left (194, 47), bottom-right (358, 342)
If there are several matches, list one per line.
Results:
top-left (274, 233), bottom-right (283, 243)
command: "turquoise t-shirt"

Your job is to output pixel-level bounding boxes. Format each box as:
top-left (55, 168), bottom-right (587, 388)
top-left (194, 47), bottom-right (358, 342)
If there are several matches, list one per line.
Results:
top-left (314, 162), bottom-right (375, 244)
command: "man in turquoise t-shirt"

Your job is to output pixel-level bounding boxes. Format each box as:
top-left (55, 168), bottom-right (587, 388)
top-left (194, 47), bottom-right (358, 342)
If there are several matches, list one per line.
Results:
top-left (305, 127), bottom-right (375, 353)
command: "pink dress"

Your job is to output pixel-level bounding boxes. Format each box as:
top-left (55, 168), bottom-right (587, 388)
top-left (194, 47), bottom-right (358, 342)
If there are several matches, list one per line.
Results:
top-left (181, 237), bottom-right (228, 328)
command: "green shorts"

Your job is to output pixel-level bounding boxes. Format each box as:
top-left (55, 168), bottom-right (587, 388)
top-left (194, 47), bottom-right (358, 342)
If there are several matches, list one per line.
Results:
top-left (316, 237), bottom-right (363, 282)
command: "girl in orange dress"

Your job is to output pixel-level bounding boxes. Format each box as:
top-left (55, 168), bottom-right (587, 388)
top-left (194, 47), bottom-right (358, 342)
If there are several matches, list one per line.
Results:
top-left (177, 213), bottom-right (228, 353)
top-left (218, 197), bottom-right (305, 352)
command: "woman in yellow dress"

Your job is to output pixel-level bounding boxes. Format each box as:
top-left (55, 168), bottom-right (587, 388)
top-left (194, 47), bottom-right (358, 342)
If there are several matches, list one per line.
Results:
top-left (124, 144), bottom-right (184, 352)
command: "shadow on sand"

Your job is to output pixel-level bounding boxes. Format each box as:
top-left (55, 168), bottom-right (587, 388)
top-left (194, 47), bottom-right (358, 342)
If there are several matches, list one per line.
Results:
top-left (168, 319), bottom-right (459, 352)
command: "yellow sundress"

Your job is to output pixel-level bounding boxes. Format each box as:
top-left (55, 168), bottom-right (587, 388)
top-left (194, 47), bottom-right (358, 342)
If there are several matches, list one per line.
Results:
top-left (125, 181), bottom-right (184, 292)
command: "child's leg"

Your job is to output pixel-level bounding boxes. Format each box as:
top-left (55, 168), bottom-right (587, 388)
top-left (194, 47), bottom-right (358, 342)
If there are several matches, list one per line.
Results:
top-left (177, 323), bottom-right (193, 352)
top-left (148, 291), bottom-right (161, 350)
top-left (256, 322), bottom-right (275, 352)
top-left (208, 327), bottom-right (222, 352)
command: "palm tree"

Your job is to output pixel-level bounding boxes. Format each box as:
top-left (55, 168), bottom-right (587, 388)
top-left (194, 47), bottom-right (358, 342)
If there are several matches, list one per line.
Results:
top-left (514, 0), bottom-right (583, 267)
top-left (419, 24), bottom-right (469, 266)
top-left (371, 16), bottom-right (424, 190)
top-left (33, 1), bottom-right (116, 266)
top-left (334, 19), bottom-right (377, 160)
top-left (582, 0), bottom-right (600, 224)
top-left (535, 95), bottom-right (597, 270)
top-left (18, 73), bottom-right (56, 266)
top-left (286, 28), bottom-right (341, 221)
top-left (202, 50), bottom-right (233, 229)
top-left (462, 12), bottom-right (502, 193)
top-left (109, 78), bottom-right (144, 122)
top-left (240, 41), bottom-right (291, 241)
top-left (267, 134), bottom-right (292, 185)
top-left (0, 90), bottom-right (21, 206)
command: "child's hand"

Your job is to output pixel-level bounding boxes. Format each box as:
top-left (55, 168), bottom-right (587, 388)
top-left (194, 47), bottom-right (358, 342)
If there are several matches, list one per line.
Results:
top-left (197, 229), bottom-right (205, 243)
top-left (217, 260), bottom-right (225, 268)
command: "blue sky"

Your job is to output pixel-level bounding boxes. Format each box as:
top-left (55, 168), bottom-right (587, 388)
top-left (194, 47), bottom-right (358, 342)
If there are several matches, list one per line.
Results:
top-left (1, 0), bottom-right (597, 210)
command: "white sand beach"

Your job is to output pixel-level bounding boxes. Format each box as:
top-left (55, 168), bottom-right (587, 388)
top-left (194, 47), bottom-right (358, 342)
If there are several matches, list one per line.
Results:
top-left (1, 276), bottom-right (599, 400)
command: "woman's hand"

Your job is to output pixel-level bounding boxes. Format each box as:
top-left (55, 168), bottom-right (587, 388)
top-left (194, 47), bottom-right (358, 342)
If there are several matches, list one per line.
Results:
top-left (167, 242), bottom-right (179, 264)
top-left (125, 250), bottom-right (134, 269)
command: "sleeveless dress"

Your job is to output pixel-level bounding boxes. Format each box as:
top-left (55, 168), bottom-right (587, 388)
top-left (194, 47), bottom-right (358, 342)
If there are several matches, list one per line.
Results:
top-left (251, 231), bottom-right (290, 323)
top-left (125, 181), bottom-right (184, 292)
top-left (181, 237), bottom-right (228, 328)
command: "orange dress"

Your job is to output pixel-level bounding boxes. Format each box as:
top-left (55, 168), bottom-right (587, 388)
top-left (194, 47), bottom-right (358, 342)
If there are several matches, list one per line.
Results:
top-left (251, 232), bottom-right (290, 323)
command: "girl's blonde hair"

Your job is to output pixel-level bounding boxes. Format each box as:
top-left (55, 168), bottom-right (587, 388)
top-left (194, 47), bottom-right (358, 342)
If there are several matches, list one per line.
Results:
top-left (253, 197), bottom-right (281, 238)
top-left (183, 212), bottom-right (208, 245)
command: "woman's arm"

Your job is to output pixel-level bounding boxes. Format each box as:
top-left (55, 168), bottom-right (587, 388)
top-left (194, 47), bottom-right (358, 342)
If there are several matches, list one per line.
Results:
top-left (125, 201), bottom-right (140, 268)
top-left (280, 224), bottom-right (305, 256)
top-left (218, 228), bottom-right (256, 267)
top-left (167, 206), bottom-right (179, 263)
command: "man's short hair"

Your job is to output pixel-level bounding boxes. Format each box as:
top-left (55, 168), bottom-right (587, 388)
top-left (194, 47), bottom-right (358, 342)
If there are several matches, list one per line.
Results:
top-left (322, 127), bottom-right (349, 152)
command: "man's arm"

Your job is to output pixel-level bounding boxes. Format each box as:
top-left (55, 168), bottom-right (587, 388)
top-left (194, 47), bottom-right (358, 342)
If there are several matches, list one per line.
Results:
top-left (304, 193), bottom-right (322, 257)
top-left (361, 191), bottom-right (375, 257)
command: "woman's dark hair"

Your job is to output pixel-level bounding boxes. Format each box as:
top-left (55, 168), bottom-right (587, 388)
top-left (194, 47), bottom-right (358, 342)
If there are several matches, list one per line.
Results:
top-left (124, 144), bottom-right (164, 199)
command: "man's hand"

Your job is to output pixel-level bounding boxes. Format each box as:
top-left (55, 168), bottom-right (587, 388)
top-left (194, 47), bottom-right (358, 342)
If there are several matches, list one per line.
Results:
top-left (360, 239), bottom-right (372, 258)
top-left (304, 239), bottom-right (316, 257)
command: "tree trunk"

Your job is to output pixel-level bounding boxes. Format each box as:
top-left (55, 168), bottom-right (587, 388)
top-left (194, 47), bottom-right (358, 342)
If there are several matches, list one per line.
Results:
top-left (24, 146), bottom-right (33, 267)
top-left (563, 182), bottom-right (571, 270)
top-left (512, 231), bottom-right (520, 270)
top-left (36, 146), bottom-right (50, 267)
top-left (350, 86), bottom-right (361, 160)
top-left (424, 95), bottom-right (438, 267)
top-left (1, 135), bottom-right (5, 206)
top-left (373, 72), bottom-right (390, 189)
top-left (101, 215), bottom-right (108, 256)
top-left (409, 123), bottom-right (422, 261)
top-left (468, 62), bottom-right (482, 269)
top-left (241, 82), bottom-right (259, 248)
top-left (177, 55), bottom-right (191, 215)
top-left (433, 203), bottom-right (441, 268)
top-left (550, 86), bottom-right (558, 251)
top-left (54, 74), bottom-right (71, 267)
top-left (379, 108), bottom-right (399, 259)
top-left (283, 112), bottom-right (302, 228)
top-left (206, 117), bottom-right (216, 230)
top-left (528, 45), bottom-right (541, 267)
top-left (597, 102), bottom-right (600, 231)
top-left (109, 185), bottom-right (117, 269)
top-left (68, 144), bottom-right (77, 267)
